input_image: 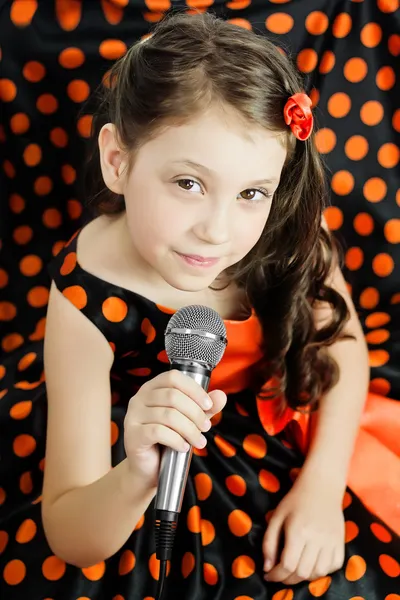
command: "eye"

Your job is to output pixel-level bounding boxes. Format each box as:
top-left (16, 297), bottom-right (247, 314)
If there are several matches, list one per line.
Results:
top-left (239, 188), bottom-right (272, 203)
top-left (176, 179), bottom-right (203, 193)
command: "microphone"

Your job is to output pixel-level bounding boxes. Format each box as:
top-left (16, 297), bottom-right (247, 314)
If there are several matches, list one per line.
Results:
top-left (153, 305), bottom-right (227, 598)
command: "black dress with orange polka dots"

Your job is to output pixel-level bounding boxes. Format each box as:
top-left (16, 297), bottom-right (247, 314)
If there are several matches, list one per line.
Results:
top-left (0, 231), bottom-right (399, 600)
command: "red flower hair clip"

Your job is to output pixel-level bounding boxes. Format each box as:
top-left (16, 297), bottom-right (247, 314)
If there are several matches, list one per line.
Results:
top-left (283, 93), bottom-right (313, 141)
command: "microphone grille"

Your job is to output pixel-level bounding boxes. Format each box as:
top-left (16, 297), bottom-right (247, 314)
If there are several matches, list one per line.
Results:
top-left (165, 305), bottom-right (227, 369)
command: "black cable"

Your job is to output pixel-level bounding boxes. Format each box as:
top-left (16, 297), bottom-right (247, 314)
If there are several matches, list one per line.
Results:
top-left (154, 509), bottom-right (179, 600)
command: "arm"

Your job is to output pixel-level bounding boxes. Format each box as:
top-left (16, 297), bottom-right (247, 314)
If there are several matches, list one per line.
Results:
top-left (299, 226), bottom-right (369, 497)
top-left (42, 283), bottom-right (156, 568)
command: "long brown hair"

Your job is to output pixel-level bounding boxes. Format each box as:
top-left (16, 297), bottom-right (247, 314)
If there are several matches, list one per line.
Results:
top-left (86, 12), bottom-right (350, 411)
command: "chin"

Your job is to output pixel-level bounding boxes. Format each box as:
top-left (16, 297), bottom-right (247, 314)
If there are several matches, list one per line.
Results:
top-left (163, 272), bottom-right (216, 294)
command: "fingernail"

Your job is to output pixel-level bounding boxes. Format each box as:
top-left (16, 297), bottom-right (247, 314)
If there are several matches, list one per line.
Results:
top-left (264, 559), bottom-right (272, 571)
top-left (197, 434), bottom-right (207, 448)
top-left (203, 396), bottom-right (212, 409)
top-left (202, 418), bottom-right (212, 431)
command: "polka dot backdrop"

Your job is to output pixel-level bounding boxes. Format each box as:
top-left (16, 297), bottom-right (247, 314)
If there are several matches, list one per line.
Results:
top-left (0, 1), bottom-right (399, 599)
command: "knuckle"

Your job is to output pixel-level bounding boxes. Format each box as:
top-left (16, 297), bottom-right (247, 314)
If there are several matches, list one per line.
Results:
top-left (296, 567), bottom-right (311, 580)
top-left (281, 558), bottom-right (295, 573)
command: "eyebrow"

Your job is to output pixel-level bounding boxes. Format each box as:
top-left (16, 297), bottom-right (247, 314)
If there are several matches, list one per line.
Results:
top-left (170, 159), bottom-right (278, 186)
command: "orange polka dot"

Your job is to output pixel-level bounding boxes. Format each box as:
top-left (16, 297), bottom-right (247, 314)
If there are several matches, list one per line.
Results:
top-left (2, 332), bottom-right (23, 353)
top-left (50, 127), bottom-right (68, 148)
top-left (360, 101), bottom-right (384, 127)
top-left (10, 113), bottom-right (30, 134)
top-left (10, 401), bottom-right (33, 420)
top-left (377, 0), bottom-right (399, 12)
top-left (243, 434), bottom-right (267, 458)
top-left (43, 208), bottom-right (62, 229)
top-left (353, 213), bottom-right (374, 236)
top-left (119, 550), bottom-right (135, 575)
top-left (378, 143), bottom-right (399, 168)
top-left (102, 0), bottom-right (124, 24)
top-left (4, 160), bottom-right (16, 178)
top-left (0, 79), bottom-right (17, 102)
top-left (60, 252), bottom-right (77, 276)
top-left (385, 595), bottom-right (400, 600)
top-left (309, 576), bottom-right (332, 597)
top-left (0, 301), bottom-right (16, 321)
top-left (366, 312), bottom-right (390, 328)
top-left (67, 80), bottom-right (90, 103)
top-left (376, 66), bottom-right (396, 91)
top-left (214, 434), bottom-right (236, 457)
top-left (53, 241), bottom-right (66, 257)
top-left (226, 18), bottom-right (252, 30)
top-left (23, 61), bottom-right (45, 82)
top-left (141, 318), bottom-right (156, 343)
top-left (345, 555), bottom-right (366, 581)
top-left (62, 165), bottom-right (77, 184)
top-left (20, 255), bottom-right (42, 276)
top-left (393, 109), bottom-right (400, 132)
top-left (41, 555), bottom-right (66, 581)
top-left (361, 22), bottom-right (382, 47)
top-left (36, 94), bottom-right (58, 114)
top-left (363, 177), bottom-right (387, 203)
top-left (265, 13), bottom-right (294, 34)
top-left (20, 472), bottom-right (33, 494)
top-left (332, 13), bottom-right (352, 38)
top-left (77, 115), bottom-right (93, 138)
top-left (148, 554), bottom-right (170, 580)
top-left (232, 555), bottom-right (255, 578)
top-left (379, 554), bottom-right (400, 577)
top-left (201, 519), bottom-right (215, 545)
top-left (345, 520), bottom-right (359, 543)
top-left (228, 509), bottom-right (252, 536)
top-left (319, 50), bottom-right (335, 74)
top-left (305, 11), bottom-right (329, 35)
top-left (272, 592), bottom-right (294, 600)
top-left (203, 562), bottom-right (219, 584)
top-left (134, 514), bottom-right (144, 530)
top-left (0, 488), bottom-right (5, 505)
top-left (157, 350), bottom-right (169, 363)
top-left (210, 410), bottom-right (222, 426)
top-left (99, 40), bottom-right (127, 60)
top-left (344, 57), bottom-right (368, 82)
top-left (13, 434), bottom-right (36, 457)
top-left (226, 474), bottom-right (247, 496)
top-left (194, 472), bottom-right (212, 500)
top-left (0, 365), bottom-right (5, 379)
top-left (63, 285), bottom-right (88, 309)
top-left (328, 92), bottom-right (351, 118)
top-left (82, 561), bottom-right (106, 580)
top-left (59, 47), bottom-right (85, 68)
top-left (345, 135), bottom-right (369, 160)
top-left (258, 468), bottom-right (280, 494)
top-left (384, 219), bottom-right (400, 243)
top-left (391, 292), bottom-right (400, 304)
top-left (187, 505), bottom-right (201, 533)
top-left (370, 377), bottom-right (391, 395)
top-left (110, 421), bottom-right (119, 446)
top-left (0, 268), bottom-right (8, 288)
top-left (34, 176), bottom-right (53, 196)
top-left (315, 128), bottom-right (336, 154)
top-left (359, 288), bottom-right (379, 309)
top-left (3, 559), bottom-right (26, 585)
top-left (345, 247), bottom-right (363, 270)
top-left (182, 552), bottom-right (195, 578)
top-left (331, 171), bottom-right (354, 196)
top-left (370, 522), bottom-right (392, 543)
top-left (27, 286), bottom-right (49, 308)
top-left (369, 350), bottom-right (390, 367)
top-left (10, 195), bottom-right (25, 217)
top-left (226, 0), bottom-right (251, 8)
top-left (56, 0), bottom-right (82, 30)
top-left (372, 253), bottom-right (394, 277)
top-left (10, 0), bottom-right (38, 26)
top-left (16, 519), bottom-right (37, 543)
top-left (67, 199), bottom-right (82, 219)
top-left (296, 48), bottom-right (318, 73)
top-left (0, 531), bottom-right (8, 554)
top-left (102, 297), bottom-right (128, 322)
top-left (388, 33), bottom-right (400, 56)
top-left (309, 88), bottom-right (320, 107)
top-left (324, 206), bottom-right (343, 230)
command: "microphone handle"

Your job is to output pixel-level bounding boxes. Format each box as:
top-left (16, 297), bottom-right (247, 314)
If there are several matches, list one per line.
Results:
top-left (154, 362), bottom-right (211, 514)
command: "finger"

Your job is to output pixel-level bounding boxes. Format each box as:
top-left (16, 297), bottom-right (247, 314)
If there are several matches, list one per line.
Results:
top-left (146, 389), bottom-right (210, 433)
top-left (309, 547), bottom-right (332, 581)
top-left (294, 541), bottom-right (320, 581)
top-left (141, 405), bottom-right (208, 449)
top-left (276, 530), bottom-right (305, 579)
top-left (262, 511), bottom-right (285, 572)
top-left (332, 544), bottom-right (345, 572)
top-left (207, 389), bottom-right (227, 417)
top-left (145, 370), bottom-right (212, 410)
top-left (131, 422), bottom-right (191, 453)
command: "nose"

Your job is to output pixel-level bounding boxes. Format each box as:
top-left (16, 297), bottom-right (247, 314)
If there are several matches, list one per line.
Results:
top-left (193, 202), bottom-right (231, 246)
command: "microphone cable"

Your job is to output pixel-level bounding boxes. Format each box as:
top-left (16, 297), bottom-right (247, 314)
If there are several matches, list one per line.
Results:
top-left (154, 509), bottom-right (179, 600)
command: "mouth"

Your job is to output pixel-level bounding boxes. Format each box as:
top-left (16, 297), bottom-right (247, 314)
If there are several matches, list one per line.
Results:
top-left (176, 252), bottom-right (220, 268)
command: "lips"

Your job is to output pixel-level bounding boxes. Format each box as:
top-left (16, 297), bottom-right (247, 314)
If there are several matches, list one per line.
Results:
top-left (176, 252), bottom-right (220, 267)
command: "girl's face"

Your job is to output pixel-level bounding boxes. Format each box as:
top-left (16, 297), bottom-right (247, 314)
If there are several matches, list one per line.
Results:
top-left (103, 105), bottom-right (287, 293)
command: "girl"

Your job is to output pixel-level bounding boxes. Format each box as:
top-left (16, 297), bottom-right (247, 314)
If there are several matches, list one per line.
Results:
top-left (1, 12), bottom-right (399, 600)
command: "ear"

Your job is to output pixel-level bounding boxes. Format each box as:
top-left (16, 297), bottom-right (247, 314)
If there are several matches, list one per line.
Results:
top-left (98, 123), bottom-right (129, 195)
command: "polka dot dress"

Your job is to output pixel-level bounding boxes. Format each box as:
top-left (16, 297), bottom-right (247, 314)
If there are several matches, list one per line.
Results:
top-left (0, 1), bottom-right (399, 599)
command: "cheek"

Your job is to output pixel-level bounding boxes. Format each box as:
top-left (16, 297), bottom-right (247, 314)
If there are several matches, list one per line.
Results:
top-left (234, 208), bottom-right (270, 252)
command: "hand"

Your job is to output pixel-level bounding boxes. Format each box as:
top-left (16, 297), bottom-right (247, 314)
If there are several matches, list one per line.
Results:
top-left (262, 477), bottom-right (345, 585)
top-left (124, 370), bottom-right (227, 485)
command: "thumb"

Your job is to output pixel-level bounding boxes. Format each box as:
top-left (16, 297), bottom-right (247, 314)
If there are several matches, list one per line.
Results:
top-left (263, 509), bottom-right (285, 571)
top-left (207, 389), bottom-right (227, 418)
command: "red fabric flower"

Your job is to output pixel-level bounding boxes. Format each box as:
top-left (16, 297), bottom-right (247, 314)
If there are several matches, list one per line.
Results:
top-left (283, 93), bottom-right (314, 141)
